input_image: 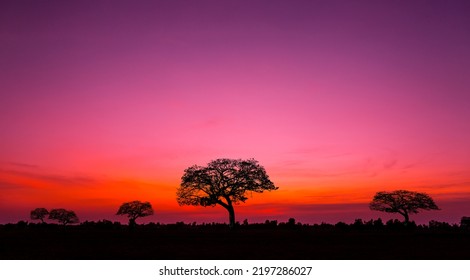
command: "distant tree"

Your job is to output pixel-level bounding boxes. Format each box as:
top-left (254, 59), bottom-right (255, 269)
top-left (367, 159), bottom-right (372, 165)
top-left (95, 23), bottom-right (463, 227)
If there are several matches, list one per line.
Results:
top-left (370, 190), bottom-right (439, 224)
top-left (460, 216), bottom-right (470, 229)
top-left (48, 208), bottom-right (79, 226)
top-left (335, 221), bottom-right (348, 230)
top-left (428, 220), bottom-right (452, 230)
top-left (16, 221), bottom-right (29, 228)
top-left (30, 208), bottom-right (49, 223)
top-left (177, 158), bottom-right (278, 228)
top-left (116, 200), bottom-right (154, 227)
top-left (353, 219), bottom-right (364, 229)
top-left (373, 218), bottom-right (384, 228)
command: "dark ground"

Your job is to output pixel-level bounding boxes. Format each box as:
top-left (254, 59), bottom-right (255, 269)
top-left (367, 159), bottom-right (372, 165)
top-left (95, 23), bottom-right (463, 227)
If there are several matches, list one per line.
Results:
top-left (1, 222), bottom-right (470, 259)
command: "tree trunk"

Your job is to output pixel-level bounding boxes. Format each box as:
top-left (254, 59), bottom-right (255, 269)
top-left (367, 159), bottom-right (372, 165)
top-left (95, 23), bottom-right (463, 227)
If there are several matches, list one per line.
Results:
top-left (402, 211), bottom-right (409, 225)
top-left (129, 218), bottom-right (136, 228)
top-left (217, 198), bottom-right (236, 229)
top-left (227, 204), bottom-right (235, 229)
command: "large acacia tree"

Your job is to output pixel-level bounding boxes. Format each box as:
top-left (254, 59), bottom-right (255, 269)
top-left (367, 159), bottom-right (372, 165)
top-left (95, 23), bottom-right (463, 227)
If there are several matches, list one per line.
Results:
top-left (370, 190), bottom-right (439, 224)
top-left (30, 208), bottom-right (49, 223)
top-left (48, 208), bottom-right (79, 226)
top-left (177, 158), bottom-right (278, 228)
top-left (116, 200), bottom-right (154, 226)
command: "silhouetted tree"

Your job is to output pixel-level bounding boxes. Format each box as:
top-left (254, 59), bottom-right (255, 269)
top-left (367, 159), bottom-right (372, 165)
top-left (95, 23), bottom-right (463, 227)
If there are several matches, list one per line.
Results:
top-left (116, 200), bottom-right (154, 227)
top-left (370, 190), bottom-right (439, 224)
top-left (177, 158), bottom-right (278, 228)
top-left (373, 218), bottom-right (384, 228)
top-left (429, 220), bottom-right (452, 230)
top-left (16, 220), bottom-right (28, 228)
top-left (353, 219), bottom-right (364, 229)
top-left (30, 208), bottom-right (49, 223)
top-left (461, 216), bottom-right (470, 229)
top-left (335, 221), bottom-right (349, 231)
top-left (48, 208), bottom-right (79, 225)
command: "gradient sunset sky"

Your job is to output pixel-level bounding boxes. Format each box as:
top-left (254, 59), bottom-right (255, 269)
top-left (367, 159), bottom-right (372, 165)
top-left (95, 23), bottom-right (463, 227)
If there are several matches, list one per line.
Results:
top-left (1, 0), bottom-right (470, 225)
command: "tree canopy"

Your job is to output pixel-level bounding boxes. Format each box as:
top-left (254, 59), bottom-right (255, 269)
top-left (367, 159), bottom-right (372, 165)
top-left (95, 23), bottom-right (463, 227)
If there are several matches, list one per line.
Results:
top-left (177, 158), bottom-right (278, 228)
top-left (116, 200), bottom-right (154, 226)
top-left (369, 190), bottom-right (439, 224)
top-left (48, 208), bottom-right (79, 225)
top-left (30, 208), bottom-right (49, 223)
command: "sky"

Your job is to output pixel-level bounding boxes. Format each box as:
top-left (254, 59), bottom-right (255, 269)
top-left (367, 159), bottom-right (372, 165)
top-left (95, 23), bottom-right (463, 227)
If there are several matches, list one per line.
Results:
top-left (1, 0), bottom-right (470, 225)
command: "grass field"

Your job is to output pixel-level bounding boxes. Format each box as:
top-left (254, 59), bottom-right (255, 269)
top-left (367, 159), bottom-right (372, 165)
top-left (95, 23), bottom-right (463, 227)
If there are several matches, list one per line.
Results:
top-left (2, 221), bottom-right (470, 260)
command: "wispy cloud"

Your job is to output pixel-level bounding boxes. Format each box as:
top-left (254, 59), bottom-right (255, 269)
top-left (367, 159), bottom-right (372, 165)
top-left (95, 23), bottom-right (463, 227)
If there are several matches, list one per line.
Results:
top-left (0, 180), bottom-right (29, 190)
top-left (0, 168), bottom-right (98, 187)
top-left (7, 162), bottom-right (39, 169)
top-left (414, 181), bottom-right (470, 190)
top-left (287, 147), bottom-right (353, 159)
top-left (383, 159), bottom-right (397, 169)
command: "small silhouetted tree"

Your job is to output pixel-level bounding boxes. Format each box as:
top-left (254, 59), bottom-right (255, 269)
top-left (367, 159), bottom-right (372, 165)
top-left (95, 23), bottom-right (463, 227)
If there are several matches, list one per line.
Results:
top-left (461, 216), bottom-right (470, 229)
top-left (30, 208), bottom-right (49, 223)
top-left (116, 200), bottom-right (154, 227)
top-left (177, 158), bottom-right (278, 228)
top-left (373, 218), bottom-right (384, 228)
top-left (370, 190), bottom-right (439, 224)
top-left (48, 208), bottom-right (79, 226)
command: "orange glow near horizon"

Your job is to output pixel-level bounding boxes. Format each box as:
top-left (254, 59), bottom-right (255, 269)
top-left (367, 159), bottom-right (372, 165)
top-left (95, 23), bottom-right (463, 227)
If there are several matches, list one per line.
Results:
top-left (2, 161), bottom-right (470, 225)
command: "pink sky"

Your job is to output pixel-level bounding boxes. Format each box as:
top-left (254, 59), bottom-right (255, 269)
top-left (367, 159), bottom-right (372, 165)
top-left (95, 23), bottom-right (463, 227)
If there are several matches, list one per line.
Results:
top-left (1, 0), bottom-right (470, 225)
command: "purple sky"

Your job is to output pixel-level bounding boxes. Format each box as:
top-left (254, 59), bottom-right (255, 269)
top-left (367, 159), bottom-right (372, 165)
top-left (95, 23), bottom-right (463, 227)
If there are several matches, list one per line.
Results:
top-left (1, 0), bottom-right (470, 225)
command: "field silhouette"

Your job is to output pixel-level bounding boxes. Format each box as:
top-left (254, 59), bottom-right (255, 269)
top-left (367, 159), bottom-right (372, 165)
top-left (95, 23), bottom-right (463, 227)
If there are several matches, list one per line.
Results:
top-left (2, 159), bottom-right (465, 260)
top-left (2, 219), bottom-right (470, 260)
